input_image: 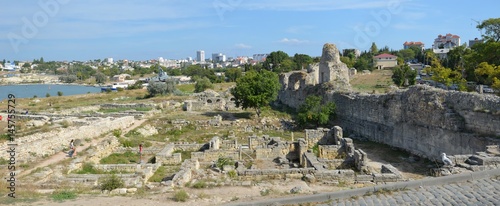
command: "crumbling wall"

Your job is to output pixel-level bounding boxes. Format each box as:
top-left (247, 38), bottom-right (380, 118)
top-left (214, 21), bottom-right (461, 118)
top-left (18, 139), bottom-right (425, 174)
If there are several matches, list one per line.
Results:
top-left (1, 116), bottom-right (134, 163)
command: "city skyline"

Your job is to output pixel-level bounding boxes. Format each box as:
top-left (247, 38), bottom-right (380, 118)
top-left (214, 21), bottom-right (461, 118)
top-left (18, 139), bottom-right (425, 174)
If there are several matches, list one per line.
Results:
top-left (1, 0), bottom-right (498, 61)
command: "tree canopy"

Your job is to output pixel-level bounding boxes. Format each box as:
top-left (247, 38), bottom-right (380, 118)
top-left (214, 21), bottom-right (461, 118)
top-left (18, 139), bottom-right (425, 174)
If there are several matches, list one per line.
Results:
top-left (477, 18), bottom-right (500, 42)
top-left (391, 64), bottom-right (417, 87)
top-left (230, 70), bottom-right (280, 117)
top-left (297, 95), bottom-right (336, 128)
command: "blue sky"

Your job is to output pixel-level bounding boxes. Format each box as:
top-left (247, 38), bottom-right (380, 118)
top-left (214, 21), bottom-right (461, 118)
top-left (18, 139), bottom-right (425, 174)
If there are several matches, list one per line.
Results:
top-left (1, 0), bottom-right (498, 61)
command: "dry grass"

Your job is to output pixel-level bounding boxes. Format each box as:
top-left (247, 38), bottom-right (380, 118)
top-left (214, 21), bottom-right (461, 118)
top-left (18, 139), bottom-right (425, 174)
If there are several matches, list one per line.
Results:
top-left (350, 69), bottom-right (394, 93)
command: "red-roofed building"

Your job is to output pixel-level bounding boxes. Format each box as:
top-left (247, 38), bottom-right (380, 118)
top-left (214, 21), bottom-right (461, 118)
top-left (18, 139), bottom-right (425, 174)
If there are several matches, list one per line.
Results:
top-left (373, 53), bottom-right (398, 69)
top-left (403, 41), bottom-right (425, 50)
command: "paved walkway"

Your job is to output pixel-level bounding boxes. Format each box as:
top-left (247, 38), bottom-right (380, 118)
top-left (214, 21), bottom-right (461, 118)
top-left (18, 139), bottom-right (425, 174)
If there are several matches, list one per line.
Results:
top-left (321, 178), bottom-right (500, 206)
top-left (225, 169), bottom-right (500, 206)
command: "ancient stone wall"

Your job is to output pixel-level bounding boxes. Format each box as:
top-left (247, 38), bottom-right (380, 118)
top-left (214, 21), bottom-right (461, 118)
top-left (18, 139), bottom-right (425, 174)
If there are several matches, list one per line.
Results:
top-left (279, 81), bottom-right (500, 160)
top-left (330, 85), bottom-right (500, 159)
top-left (1, 116), bottom-right (134, 163)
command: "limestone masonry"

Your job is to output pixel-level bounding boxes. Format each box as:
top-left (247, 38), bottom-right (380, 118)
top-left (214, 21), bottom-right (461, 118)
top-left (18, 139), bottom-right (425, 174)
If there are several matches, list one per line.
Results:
top-left (278, 43), bottom-right (500, 160)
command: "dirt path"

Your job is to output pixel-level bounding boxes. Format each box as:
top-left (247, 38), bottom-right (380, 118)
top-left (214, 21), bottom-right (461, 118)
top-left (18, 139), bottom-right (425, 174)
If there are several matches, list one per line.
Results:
top-left (19, 118), bottom-right (146, 177)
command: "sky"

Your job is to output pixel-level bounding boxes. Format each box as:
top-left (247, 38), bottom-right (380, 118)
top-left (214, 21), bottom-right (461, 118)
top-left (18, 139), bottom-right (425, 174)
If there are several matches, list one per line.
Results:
top-left (1, 0), bottom-right (498, 61)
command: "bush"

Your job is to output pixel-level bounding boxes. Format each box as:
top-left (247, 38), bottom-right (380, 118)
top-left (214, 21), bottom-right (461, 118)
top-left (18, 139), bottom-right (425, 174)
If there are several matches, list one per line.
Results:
top-left (147, 80), bottom-right (176, 97)
top-left (194, 77), bottom-right (214, 93)
top-left (57, 91), bottom-right (63, 96)
top-left (192, 181), bottom-right (207, 189)
top-left (228, 170), bottom-right (238, 179)
top-left (113, 129), bottom-right (122, 137)
top-left (51, 190), bottom-right (77, 201)
top-left (174, 190), bottom-right (189, 202)
top-left (216, 157), bottom-right (235, 170)
top-left (59, 75), bottom-right (78, 83)
top-left (46, 93), bottom-right (51, 97)
top-left (99, 174), bottom-right (124, 191)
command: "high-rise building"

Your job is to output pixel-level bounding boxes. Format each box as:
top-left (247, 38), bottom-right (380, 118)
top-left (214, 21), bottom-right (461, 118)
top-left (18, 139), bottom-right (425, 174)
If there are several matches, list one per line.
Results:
top-left (196, 50), bottom-right (205, 62)
top-left (212, 53), bottom-right (226, 62)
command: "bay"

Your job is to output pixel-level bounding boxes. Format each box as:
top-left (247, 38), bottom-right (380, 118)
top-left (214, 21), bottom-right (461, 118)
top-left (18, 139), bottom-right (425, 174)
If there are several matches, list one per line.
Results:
top-left (0, 84), bottom-right (101, 100)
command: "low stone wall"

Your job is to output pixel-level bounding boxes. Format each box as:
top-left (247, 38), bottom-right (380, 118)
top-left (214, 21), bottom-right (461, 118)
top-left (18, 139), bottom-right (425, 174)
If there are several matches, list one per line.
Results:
top-left (100, 103), bottom-right (156, 109)
top-left (114, 147), bottom-right (163, 155)
top-left (94, 164), bottom-right (142, 173)
top-left (155, 144), bottom-right (183, 165)
top-left (238, 168), bottom-right (315, 181)
top-left (172, 159), bottom-right (200, 186)
top-left (65, 173), bottom-right (142, 187)
top-left (1, 116), bottom-right (135, 163)
top-left (87, 137), bottom-right (121, 165)
top-left (191, 150), bottom-right (240, 162)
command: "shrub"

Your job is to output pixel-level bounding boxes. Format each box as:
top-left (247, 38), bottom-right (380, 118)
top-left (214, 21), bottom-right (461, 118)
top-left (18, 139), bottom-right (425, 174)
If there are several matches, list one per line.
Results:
top-left (216, 157), bottom-right (235, 170)
top-left (117, 87), bottom-right (124, 92)
top-left (174, 190), bottom-right (189, 202)
top-left (147, 80), bottom-right (176, 97)
top-left (46, 93), bottom-right (51, 97)
top-left (192, 181), bottom-right (207, 189)
top-left (113, 129), bottom-right (122, 138)
top-left (57, 91), bottom-right (63, 96)
top-left (99, 174), bottom-right (124, 191)
top-left (51, 190), bottom-right (77, 201)
top-left (194, 77), bottom-right (214, 93)
top-left (228, 170), bottom-right (238, 179)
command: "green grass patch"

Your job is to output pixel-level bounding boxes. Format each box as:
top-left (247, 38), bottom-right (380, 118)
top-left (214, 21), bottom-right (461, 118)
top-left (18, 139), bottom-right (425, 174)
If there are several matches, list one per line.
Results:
top-left (75, 163), bottom-right (103, 174)
top-left (176, 84), bottom-right (195, 93)
top-left (174, 190), bottom-right (189, 202)
top-left (100, 151), bottom-right (140, 164)
top-left (173, 150), bottom-right (193, 162)
top-left (51, 190), bottom-right (77, 202)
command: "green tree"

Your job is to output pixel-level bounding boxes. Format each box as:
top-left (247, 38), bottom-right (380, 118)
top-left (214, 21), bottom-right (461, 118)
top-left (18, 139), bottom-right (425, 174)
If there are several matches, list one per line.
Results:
top-left (340, 56), bottom-right (355, 68)
top-left (147, 80), bottom-right (176, 97)
top-left (392, 65), bottom-right (417, 87)
top-left (230, 70), bottom-right (280, 117)
top-left (293, 53), bottom-right (313, 70)
top-left (297, 95), bottom-right (336, 127)
top-left (474, 62), bottom-right (500, 85)
top-left (398, 49), bottom-right (415, 62)
top-left (370, 42), bottom-right (378, 55)
top-left (95, 72), bottom-right (107, 84)
top-left (46, 93), bottom-right (51, 98)
top-left (57, 91), bottom-right (63, 96)
top-left (265, 51), bottom-right (290, 72)
top-left (194, 77), bottom-right (213, 93)
top-left (225, 68), bottom-right (242, 82)
top-left (477, 18), bottom-right (500, 42)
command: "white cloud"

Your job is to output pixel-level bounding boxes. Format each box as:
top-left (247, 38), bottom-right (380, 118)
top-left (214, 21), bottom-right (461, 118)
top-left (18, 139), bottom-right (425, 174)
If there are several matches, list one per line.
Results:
top-left (234, 43), bottom-right (252, 49)
top-left (279, 38), bottom-right (309, 45)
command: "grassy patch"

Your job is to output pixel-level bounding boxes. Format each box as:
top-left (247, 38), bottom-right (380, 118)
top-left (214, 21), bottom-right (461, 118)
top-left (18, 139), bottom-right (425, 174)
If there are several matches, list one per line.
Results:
top-left (51, 190), bottom-right (77, 202)
top-left (100, 151), bottom-right (140, 164)
top-left (173, 150), bottom-right (193, 162)
top-left (99, 174), bottom-right (124, 191)
top-left (350, 69), bottom-right (393, 93)
top-left (148, 166), bottom-right (179, 182)
top-left (75, 163), bottom-right (103, 174)
top-left (176, 84), bottom-right (195, 93)
top-left (173, 190), bottom-right (189, 202)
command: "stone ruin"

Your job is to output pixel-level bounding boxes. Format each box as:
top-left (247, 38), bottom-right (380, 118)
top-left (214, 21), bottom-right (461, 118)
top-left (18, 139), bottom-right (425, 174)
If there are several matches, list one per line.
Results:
top-left (183, 89), bottom-right (237, 112)
top-left (278, 43), bottom-right (351, 108)
top-left (432, 145), bottom-right (500, 176)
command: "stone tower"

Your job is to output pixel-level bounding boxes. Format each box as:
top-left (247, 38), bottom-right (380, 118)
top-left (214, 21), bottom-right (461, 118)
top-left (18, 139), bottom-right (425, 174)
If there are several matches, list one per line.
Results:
top-left (318, 43), bottom-right (351, 90)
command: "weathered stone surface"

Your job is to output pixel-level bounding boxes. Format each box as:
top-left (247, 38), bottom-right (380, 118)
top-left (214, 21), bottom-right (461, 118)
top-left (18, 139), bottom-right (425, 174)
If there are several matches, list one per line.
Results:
top-left (318, 43), bottom-right (351, 91)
